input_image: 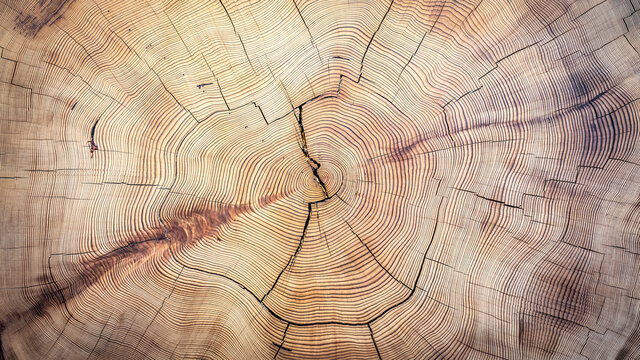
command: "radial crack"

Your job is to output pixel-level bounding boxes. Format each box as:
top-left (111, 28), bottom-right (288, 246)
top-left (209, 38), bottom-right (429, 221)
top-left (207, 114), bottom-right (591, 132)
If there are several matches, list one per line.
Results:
top-left (296, 105), bottom-right (329, 198)
top-left (261, 203), bottom-right (312, 302)
top-left (344, 220), bottom-right (411, 290)
top-left (368, 323), bottom-right (383, 360)
top-left (219, 0), bottom-right (255, 72)
top-left (273, 323), bottom-right (290, 359)
top-left (359, 0), bottom-right (395, 81)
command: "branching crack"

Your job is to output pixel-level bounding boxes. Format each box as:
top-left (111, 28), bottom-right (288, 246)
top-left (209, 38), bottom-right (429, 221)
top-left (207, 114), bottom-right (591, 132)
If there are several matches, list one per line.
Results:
top-left (261, 105), bottom-right (334, 301)
top-left (296, 105), bottom-right (329, 198)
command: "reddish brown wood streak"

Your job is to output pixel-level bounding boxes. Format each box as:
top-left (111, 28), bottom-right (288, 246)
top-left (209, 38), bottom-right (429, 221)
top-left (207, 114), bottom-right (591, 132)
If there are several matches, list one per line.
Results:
top-left (7, 194), bottom-right (283, 325)
top-left (165, 202), bottom-right (252, 246)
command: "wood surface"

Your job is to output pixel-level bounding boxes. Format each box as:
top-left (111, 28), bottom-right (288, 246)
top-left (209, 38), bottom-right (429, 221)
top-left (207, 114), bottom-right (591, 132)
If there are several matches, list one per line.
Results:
top-left (1, 0), bottom-right (640, 358)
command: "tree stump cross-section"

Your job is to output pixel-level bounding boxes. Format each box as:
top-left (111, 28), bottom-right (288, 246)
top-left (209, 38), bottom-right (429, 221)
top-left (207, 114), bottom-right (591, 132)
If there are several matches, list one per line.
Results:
top-left (0, 0), bottom-right (640, 359)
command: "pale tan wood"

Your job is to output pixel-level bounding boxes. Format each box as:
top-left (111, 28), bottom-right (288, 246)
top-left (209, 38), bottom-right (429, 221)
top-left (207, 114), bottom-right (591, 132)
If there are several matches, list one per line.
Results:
top-left (0, 0), bottom-right (639, 359)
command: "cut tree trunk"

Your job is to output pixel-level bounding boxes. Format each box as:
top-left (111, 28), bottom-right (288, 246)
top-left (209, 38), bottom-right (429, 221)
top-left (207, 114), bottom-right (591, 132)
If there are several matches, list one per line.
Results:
top-left (1, 0), bottom-right (640, 359)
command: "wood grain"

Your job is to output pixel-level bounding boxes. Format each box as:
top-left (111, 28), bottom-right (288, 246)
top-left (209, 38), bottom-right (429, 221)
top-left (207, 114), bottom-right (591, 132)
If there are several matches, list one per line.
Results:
top-left (0, 0), bottom-right (639, 358)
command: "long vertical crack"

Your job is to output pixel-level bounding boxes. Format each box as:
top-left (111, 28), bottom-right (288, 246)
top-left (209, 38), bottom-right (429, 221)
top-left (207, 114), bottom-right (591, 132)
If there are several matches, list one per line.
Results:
top-left (261, 104), bottom-right (328, 302)
top-left (273, 323), bottom-right (291, 359)
top-left (296, 105), bottom-right (329, 198)
top-left (359, 0), bottom-right (395, 82)
top-left (368, 323), bottom-right (383, 360)
top-left (261, 203), bottom-right (312, 302)
top-left (219, 0), bottom-right (255, 72)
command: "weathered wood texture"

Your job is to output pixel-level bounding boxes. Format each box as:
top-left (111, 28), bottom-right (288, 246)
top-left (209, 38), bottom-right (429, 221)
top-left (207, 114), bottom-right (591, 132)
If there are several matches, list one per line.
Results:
top-left (1, 0), bottom-right (640, 358)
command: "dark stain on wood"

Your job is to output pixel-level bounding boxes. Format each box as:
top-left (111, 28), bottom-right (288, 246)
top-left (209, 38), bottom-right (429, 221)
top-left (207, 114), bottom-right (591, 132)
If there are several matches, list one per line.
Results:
top-left (14, 0), bottom-right (76, 38)
top-left (518, 247), bottom-right (599, 355)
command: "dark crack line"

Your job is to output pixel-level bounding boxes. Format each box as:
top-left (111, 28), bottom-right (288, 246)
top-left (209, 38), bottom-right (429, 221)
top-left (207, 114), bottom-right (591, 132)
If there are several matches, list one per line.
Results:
top-left (107, 74), bottom-right (442, 329)
top-left (259, 104), bottom-right (344, 301)
top-left (416, 329), bottom-right (446, 358)
top-left (261, 203), bottom-right (312, 302)
top-left (265, 75), bottom-right (351, 125)
top-left (359, 0), bottom-right (395, 81)
top-left (47, 256), bottom-right (78, 324)
top-left (344, 220), bottom-right (411, 290)
top-left (202, 55), bottom-right (230, 110)
top-left (90, 118), bottom-right (98, 140)
top-left (364, 197), bottom-right (444, 324)
top-left (316, 203), bottom-right (332, 256)
top-left (396, 31), bottom-right (427, 83)
top-left (292, 0), bottom-right (322, 62)
top-left (475, 193), bottom-right (521, 209)
top-left (396, 1), bottom-right (444, 83)
top-left (289, 2), bottom-right (311, 43)
top-left (149, 66), bottom-right (200, 122)
top-left (165, 194), bottom-right (440, 328)
top-left (165, 11), bottom-right (192, 56)
top-left (257, 104), bottom-right (268, 125)
top-left (296, 105), bottom-right (329, 198)
top-left (333, 191), bottom-right (351, 207)
top-left (44, 316), bottom-right (70, 357)
top-left (133, 265), bottom-right (184, 352)
top-left (273, 323), bottom-right (290, 359)
top-left (442, 108), bottom-right (457, 146)
top-left (86, 312), bottom-right (112, 360)
top-left (495, 41), bottom-right (541, 64)
top-left (368, 323), bottom-right (382, 360)
top-left (216, 78), bottom-right (230, 110)
top-left (219, 0), bottom-right (255, 72)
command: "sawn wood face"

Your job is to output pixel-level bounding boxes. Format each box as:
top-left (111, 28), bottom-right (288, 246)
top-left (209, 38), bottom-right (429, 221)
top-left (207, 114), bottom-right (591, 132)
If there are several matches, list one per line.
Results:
top-left (0, 0), bottom-right (639, 359)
